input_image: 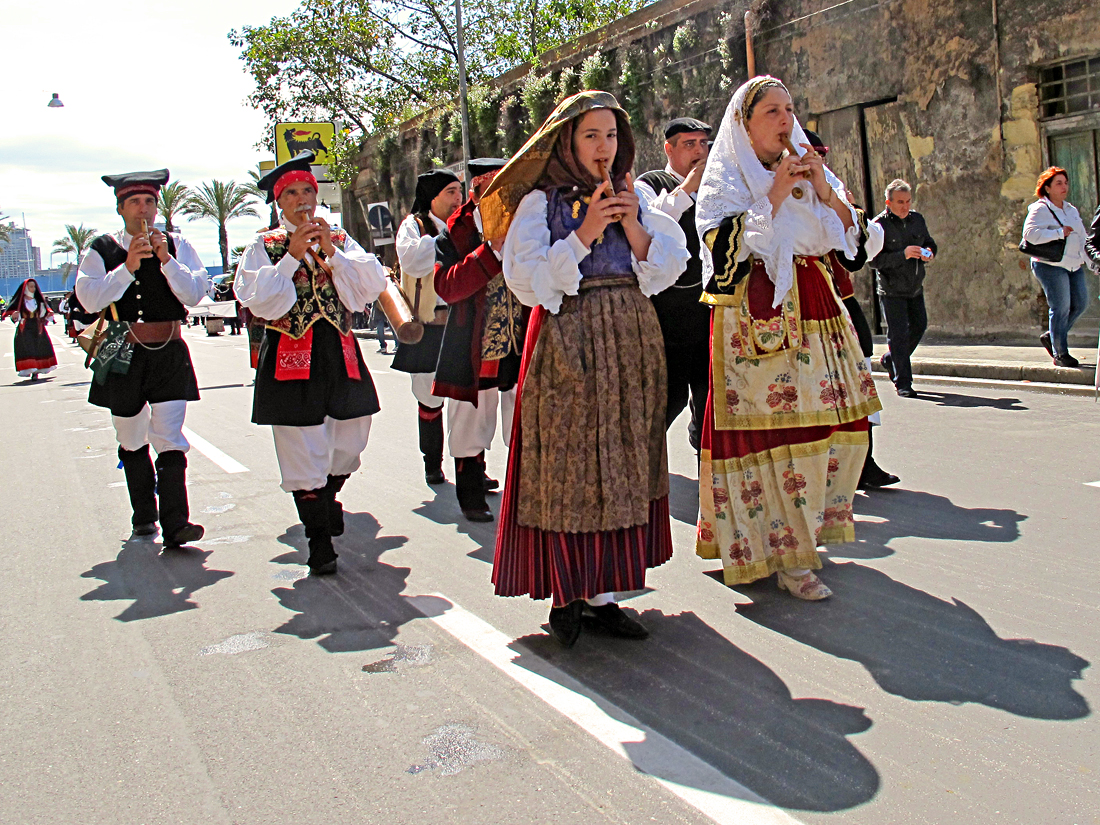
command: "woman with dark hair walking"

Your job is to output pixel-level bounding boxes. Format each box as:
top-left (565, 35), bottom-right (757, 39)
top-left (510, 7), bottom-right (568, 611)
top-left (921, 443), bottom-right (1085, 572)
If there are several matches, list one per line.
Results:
top-left (3, 279), bottom-right (57, 381)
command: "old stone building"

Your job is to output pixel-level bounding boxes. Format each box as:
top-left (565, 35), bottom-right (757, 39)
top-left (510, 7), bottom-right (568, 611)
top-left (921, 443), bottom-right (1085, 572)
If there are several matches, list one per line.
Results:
top-left (348, 0), bottom-right (1100, 342)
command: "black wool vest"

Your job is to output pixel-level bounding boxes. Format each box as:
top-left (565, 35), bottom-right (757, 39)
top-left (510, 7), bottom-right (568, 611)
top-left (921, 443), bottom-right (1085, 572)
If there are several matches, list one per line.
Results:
top-left (638, 170), bottom-right (710, 346)
top-left (90, 234), bottom-right (187, 322)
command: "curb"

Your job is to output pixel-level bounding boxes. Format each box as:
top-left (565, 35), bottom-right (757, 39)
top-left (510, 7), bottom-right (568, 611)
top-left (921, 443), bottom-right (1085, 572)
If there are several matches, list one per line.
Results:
top-left (872, 372), bottom-right (1096, 397)
top-left (871, 359), bottom-right (1095, 386)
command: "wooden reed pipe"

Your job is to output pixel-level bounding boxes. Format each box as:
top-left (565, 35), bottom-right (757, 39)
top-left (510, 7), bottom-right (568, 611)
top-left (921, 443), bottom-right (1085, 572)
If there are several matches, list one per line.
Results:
top-left (781, 134), bottom-right (812, 179)
top-left (744, 11), bottom-right (756, 77)
top-left (595, 160), bottom-right (624, 221)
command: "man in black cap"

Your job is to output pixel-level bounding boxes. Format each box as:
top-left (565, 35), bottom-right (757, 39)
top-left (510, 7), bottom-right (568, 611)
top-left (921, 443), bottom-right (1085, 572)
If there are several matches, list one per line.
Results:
top-left (394, 169), bottom-right (463, 485)
top-left (76, 169), bottom-right (209, 547)
top-left (635, 117), bottom-right (712, 455)
top-left (432, 158), bottom-right (526, 522)
top-left (235, 151), bottom-right (388, 575)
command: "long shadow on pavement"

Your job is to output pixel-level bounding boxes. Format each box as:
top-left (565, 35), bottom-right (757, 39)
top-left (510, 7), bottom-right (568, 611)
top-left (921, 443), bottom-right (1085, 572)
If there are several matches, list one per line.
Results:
top-left (412, 484), bottom-right (500, 565)
top-left (911, 390), bottom-right (1028, 411)
top-left (81, 538), bottom-right (233, 621)
top-left (270, 511), bottom-right (444, 653)
top-left (736, 560), bottom-right (1089, 719)
top-left (841, 489), bottom-right (1026, 560)
top-left (512, 610), bottom-right (879, 812)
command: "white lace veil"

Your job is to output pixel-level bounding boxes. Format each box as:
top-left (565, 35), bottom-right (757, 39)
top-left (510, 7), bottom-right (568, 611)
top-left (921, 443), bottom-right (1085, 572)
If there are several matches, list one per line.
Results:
top-left (696, 76), bottom-right (811, 306)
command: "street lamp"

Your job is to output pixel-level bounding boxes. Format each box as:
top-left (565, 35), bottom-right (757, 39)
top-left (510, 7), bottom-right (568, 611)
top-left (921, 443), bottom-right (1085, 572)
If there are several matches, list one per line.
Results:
top-left (47, 93), bottom-right (64, 108)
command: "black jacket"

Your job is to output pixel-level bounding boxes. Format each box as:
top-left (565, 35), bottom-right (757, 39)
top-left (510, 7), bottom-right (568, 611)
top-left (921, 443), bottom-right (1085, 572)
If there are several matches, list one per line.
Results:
top-left (1085, 205), bottom-right (1100, 270)
top-left (871, 209), bottom-right (937, 298)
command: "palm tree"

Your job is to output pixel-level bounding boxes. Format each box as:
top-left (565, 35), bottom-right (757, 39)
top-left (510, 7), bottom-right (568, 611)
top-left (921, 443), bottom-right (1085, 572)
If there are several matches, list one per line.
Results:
top-left (181, 180), bottom-right (261, 274)
top-left (52, 223), bottom-right (98, 287)
top-left (0, 211), bottom-right (12, 246)
top-left (245, 164), bottom-right (278, 229)
top-left (158, 181), bottom-right (191, 232)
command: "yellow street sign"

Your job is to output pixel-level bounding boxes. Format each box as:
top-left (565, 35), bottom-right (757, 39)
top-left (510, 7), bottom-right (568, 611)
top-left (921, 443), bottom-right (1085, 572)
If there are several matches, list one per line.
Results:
top-left (275, 122), bottom-right (336, 165)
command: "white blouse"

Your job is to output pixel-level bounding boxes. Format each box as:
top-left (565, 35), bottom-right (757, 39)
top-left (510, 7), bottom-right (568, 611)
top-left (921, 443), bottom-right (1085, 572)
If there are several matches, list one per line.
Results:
top-left (396, 213), bottom-right (448, 307)
top-left (739, 179), bottom-right (861, 265)
top-left (1022, 198), bottom-right (1092, 271)
top-left (235, 217), bottom-right (387, 320)
top-left (502, 189), bottom-right (690, 314)
top-left (76, 231), bottom-right (209, 313)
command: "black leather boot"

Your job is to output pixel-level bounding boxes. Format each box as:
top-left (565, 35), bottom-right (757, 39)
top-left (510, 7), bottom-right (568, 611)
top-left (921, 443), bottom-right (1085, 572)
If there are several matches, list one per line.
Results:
top-left (118, 445), bottom-right (158, 535)
top-left (325, 473), bottom-right (350, 537)
top-left (418, 403), bottom-right (446, 485)
top-left (155, 450), bottom-right (204, 549)
top-left (455, 453), bottom-right (493, 522)
top-left (293, 488), bottom-right (337, 574)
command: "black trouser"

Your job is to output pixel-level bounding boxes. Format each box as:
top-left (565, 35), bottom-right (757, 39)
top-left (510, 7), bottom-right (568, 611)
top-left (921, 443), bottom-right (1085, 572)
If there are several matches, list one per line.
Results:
top-left (880, 294), bottom-right (927, 390)
top-left (664, 338), bottom-right (711, 453)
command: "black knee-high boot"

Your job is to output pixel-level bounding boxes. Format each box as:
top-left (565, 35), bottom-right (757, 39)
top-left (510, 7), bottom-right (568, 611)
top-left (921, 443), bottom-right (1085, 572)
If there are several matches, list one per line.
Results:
top-left (293, 488), bottom-right (337, 574)
top-left (418, 403), bottom-right (445, 484)
top-left (455, 452), bottom-right (493, 522)
top-left (155, 450), bottom-right (204, 548)
top-left (324, 473), bottom-right (350, 537)
top-left (118, 445), bottom-right (158, 532)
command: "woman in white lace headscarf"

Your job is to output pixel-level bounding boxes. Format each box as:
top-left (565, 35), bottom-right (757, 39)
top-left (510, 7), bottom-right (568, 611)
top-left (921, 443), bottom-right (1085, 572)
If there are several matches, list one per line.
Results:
top-left (694, 76), bottom-right (881, 600)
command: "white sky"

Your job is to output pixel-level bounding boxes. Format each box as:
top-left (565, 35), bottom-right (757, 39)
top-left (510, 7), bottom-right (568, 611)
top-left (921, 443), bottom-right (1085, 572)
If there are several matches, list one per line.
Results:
top-left (0, 0), bottom-right (337, 269)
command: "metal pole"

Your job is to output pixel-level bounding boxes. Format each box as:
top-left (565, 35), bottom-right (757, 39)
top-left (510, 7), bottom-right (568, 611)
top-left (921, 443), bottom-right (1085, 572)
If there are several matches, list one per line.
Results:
top-left (455, 0), bottom-right (473, 189)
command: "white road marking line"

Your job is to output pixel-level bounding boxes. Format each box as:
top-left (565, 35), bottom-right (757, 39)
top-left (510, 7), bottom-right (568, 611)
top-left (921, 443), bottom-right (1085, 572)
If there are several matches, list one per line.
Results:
top-left (409, 595), bottom-right (804, 825)
top-left (1086, 481), bottom-right (1100, 488)
top-left (181, 426), bottom-right (249, 474)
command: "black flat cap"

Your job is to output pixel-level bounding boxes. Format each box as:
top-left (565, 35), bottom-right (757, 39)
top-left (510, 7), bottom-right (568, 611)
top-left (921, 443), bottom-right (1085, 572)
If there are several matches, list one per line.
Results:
top-left (257, 151), bottom-right (316, 203)
top-left (102, 169), bottom-right (170, 203)
top-left (411, 169), bottom-right (461, 213)
top-left (664, 118), bottom-right (711, 140)
top-left (468, 158), bottom-right (507, 177)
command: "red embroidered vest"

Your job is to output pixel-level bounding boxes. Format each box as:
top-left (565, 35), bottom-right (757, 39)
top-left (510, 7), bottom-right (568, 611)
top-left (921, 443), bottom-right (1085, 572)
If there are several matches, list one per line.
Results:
top-left (260, 227), bottom-right (352, 339)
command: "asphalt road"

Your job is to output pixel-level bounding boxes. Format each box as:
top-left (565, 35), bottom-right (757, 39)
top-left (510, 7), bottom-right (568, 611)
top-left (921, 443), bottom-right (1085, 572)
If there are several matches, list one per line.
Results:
top-left (1, 322), bottom-right (1096, 825)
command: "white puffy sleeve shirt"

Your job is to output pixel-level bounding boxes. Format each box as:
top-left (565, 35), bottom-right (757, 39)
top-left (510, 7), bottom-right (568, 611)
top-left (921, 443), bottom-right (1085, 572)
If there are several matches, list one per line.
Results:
top-left (75, 231), bottom-right (209, 312)
top-left (235, 220), bottom-right (387, 320)
top-left (738, 177), bottom-right (861, 265)
top-left (502, 189), bottom-right (690, 314)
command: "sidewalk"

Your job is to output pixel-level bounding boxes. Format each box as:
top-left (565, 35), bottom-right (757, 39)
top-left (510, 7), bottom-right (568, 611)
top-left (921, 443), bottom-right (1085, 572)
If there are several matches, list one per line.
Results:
top-left (871, 339), bottom-right (1098, 387)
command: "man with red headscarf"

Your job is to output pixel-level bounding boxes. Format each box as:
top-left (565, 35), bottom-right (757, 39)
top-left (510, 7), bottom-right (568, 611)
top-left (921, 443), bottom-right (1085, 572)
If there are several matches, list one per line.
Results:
top-left (235, 151), bottom-right (388, 575)
top-left (432, 158), bottom-right (527, 522)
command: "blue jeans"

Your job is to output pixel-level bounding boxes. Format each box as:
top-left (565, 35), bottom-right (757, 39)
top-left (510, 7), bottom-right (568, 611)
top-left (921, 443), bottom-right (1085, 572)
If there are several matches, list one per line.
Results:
top-left (1031, 262), bottom-right (1089, 356)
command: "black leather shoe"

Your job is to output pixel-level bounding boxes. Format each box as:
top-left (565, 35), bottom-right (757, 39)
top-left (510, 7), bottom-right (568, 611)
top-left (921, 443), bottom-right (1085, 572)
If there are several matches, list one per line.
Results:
top-left (1039, 331), bottom-right (1054, 357)
top-left (1054, 353), bottom-right (1081, 368)
top-left (425, 469), bottom-right (446, 485)
top-left (462, 507), bottom-right (494, 523)
top-left (897, 387), bottom-right (919, 398)
top-left (163, 522), bottom-right (204, 549)
top-left (583, 603), bottom-right (650, 639)
top-left (483, 475), bottom-right (500, 492)
top-left (879, 352), bottom-right (895, 381)
top-left (309, 559), bottom-right (338, 576)
top-left (132, 522), bottom-right (158, 537)
top-left (858, 466), bottom-right (901, 490)
top-left (548, 600), bottom-right (584, 647)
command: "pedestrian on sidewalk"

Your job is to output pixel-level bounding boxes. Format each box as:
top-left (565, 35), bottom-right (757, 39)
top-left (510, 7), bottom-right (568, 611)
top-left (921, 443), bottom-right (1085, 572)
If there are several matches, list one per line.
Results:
top-left (368, 300), bottom-right (392, 353)
top-left (871, 179), bottom-right (937, 398)
top-left (3, 278), bottom-right (57, 380)
top-left (1022, 167), bottom-right (1095, 368)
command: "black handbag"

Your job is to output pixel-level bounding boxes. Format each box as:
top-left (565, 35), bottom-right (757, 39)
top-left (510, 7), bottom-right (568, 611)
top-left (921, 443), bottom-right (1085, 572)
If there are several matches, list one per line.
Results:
top-left (1019, 204), bottom-right (1067, 263)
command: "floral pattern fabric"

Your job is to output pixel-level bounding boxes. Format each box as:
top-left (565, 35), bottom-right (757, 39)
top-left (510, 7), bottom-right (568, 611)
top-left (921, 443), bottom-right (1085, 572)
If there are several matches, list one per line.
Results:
top-left (261, 227), bottom-right (352, 339)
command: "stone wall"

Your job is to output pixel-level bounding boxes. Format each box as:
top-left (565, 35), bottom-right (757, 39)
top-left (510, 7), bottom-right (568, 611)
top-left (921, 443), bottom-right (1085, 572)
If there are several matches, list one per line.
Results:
top-left (349, 0), bottom-right (1100, 342)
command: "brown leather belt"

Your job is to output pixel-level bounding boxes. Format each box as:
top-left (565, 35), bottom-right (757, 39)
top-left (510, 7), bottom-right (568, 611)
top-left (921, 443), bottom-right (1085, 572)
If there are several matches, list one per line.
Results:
top-left (125, 320), bottom-right (182, 346)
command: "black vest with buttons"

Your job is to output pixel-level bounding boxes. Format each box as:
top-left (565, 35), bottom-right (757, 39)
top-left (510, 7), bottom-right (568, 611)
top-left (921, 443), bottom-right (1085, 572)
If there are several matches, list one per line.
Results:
top-left (638, 169), bottom-right (710, 347)
top-left (90, 233), bottom-right (187, 322)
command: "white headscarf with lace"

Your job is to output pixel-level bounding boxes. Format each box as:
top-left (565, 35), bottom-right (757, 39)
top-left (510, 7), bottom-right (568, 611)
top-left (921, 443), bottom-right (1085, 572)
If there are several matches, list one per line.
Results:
top-left (697, 76), bottom-right (846, 307)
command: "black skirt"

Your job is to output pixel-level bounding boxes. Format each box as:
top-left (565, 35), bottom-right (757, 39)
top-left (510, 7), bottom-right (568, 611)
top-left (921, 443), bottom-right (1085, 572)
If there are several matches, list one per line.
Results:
top-left (252, 320), bottom-right (380, 427)
top-left (88, 339), bottom-right (199, 417)
top-left (13, 321), bottom-right (57, 373)
top-left (391, 323), bottom-right (444, 374)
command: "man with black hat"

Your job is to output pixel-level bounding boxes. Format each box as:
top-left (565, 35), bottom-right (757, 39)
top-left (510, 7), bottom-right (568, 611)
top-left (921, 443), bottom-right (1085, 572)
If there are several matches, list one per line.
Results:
top-left (394, 169), bottom-right (463, 485)
top-left (76, 169), bottom-right (209, 547)
top-left (235, 151), bottom-right (388, 575)
top-left (432, 158), bottom-right (526, 522)
top-left (635, 117), bottom-right (712, 454)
